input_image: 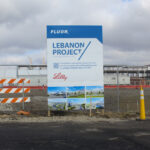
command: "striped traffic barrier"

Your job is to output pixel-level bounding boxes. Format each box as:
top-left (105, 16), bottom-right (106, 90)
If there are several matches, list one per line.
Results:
top-left (0, 88), bottom-right (30, 94)
top-left (0, 78), bottom-right (31, 106)
top-left (0, 78), bottom-right (30, 84)
top-left (0, 97), bottom-right (30, 103)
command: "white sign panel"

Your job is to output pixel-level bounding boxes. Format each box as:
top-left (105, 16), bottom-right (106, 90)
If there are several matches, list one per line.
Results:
top-left (47, 26), bottom-right (104, 110)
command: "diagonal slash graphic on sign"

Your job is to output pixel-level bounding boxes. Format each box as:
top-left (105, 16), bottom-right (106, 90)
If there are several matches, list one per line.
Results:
top-left (78, 41), bottom-right (91, 60)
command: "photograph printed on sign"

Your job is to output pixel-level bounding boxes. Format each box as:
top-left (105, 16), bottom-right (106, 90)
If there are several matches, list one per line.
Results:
top-left (48, 87), bottom-right (67, 98)
top-left (48, 86), bottom-right (104, 110)
top-left (86, 97), bottom-right (104, 109)
top-left (67, 86), bottom-right (86, 110)
top-left (48, 98), bottom-right (67, 111)
top-left (85, 86), bottom-right (104, 109)
top-left (68, 98), bottom-right (86, 110)
top-left (67, 86), bottom-right (85, 98)
top-left (86, 86), bottom-right (104, 98)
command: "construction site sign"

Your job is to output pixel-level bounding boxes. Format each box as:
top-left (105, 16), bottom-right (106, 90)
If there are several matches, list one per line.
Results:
top-left (47, 25), bottom-right (104, 110)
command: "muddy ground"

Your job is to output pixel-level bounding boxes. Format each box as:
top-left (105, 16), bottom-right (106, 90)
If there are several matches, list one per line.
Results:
top-left (0, 116), bottom-right (150, 150)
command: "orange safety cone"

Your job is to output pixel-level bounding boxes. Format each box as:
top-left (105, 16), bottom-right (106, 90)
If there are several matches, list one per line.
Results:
top-left (140, 86), bottom-right (146, 120)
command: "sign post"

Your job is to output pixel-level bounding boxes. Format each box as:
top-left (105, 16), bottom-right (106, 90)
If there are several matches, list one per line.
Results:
top-left (90, 96), bottom-right (92, 117)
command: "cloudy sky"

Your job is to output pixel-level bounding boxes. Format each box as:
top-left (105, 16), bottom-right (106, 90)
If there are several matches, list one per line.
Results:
top-left (0, 0), bottom-right (149, 65)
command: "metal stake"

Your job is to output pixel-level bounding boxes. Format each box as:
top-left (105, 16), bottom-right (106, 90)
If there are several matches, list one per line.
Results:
top-left (22, 80), bottom-right (25, 110)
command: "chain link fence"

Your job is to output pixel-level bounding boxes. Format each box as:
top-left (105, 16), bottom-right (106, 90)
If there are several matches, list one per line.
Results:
top-left (104, 65), bottom-right (150, 113)
top-left (1, 65), bottom-right (150, 114)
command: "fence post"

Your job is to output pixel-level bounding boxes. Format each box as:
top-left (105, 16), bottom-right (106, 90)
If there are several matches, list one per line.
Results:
top-left (16, 65), bottom-right (18, 78)
top-left (117, 65), bottom-right (120, 113)
top-left (137, 99), bottom-right (139, 113)
top-left (127, 103), bottom-right (129, 113)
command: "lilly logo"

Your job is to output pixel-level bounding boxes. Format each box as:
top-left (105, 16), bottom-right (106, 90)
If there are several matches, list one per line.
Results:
top-left (53, 73), bottom-right (67, 81)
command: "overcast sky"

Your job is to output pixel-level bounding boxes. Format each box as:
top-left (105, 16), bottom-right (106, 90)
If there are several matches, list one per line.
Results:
top-left (0, 0), bottom-right (149, 65)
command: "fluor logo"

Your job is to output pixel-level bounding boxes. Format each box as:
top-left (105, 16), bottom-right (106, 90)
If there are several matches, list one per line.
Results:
top-left (50, 30), bottom-right (68, 34)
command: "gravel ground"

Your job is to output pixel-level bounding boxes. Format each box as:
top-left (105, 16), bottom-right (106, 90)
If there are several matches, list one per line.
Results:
top-left (0, 115), bottom-right (127, 123)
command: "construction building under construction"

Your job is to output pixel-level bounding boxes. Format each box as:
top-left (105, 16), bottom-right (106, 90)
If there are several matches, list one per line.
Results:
top-left (0, 64), bottom-right (150, 86)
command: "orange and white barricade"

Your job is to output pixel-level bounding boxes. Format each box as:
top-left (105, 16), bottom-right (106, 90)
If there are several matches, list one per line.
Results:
top-left (0, 78), bottom-right (30, 104)
top-left (0, 97), bottom-right (30, 104)
top-left (0, 88), bottom-right (30, 94)
top-left (0, 78), bottom-right (30, 84)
